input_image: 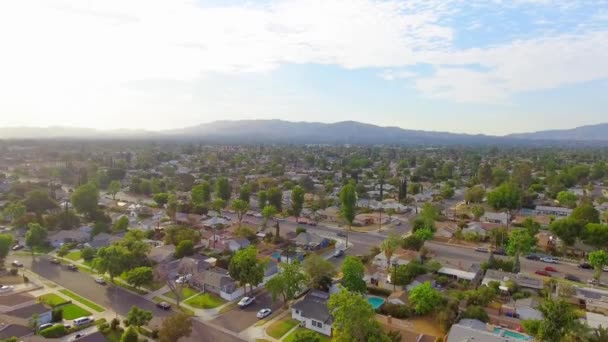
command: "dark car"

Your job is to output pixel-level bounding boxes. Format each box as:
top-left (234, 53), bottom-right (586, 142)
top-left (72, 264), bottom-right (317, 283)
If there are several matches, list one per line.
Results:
top-left (157, 302), bottom-right (171, 310)
top-left (67, 264), bottom-right (78, 271)
top-left (579, 262), bottom-right (593, 270)
top-left (526, 254), bottom-right (540, 261)
top-left (336, 231), bottom-right (347, 238)
top-left (474, 247), bottom-right (488, 253)
top-left (565, 274), bottom-right (581, 282)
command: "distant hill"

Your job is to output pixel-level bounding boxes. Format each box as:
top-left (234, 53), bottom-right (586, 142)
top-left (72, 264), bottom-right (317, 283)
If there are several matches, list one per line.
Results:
top-left (1, 120), bottom-right (607, 144)
top-left (508, 123), bottom-right (608, 141)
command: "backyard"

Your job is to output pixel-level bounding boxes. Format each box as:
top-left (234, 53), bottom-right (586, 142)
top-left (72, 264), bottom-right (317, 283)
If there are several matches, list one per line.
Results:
top-left (183, 292), bottom-right (226, 309)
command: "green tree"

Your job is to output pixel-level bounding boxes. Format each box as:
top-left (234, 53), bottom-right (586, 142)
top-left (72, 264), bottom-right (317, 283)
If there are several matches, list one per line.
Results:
top-left (166, 194), bottom-right (178, 222)
top-left (81, 246), bottom-right (96, 261)
top-left (121, 326), bottom-right (138, 342)
top-left (521, 217), bottom-right (541, 236)
top-left (440, 184), bottom-right (454, 199)
top-left (535, 298), bottom-right (584, 342)
top-left (153, 193), bottom-right (169, 206)
top-left (210, 198), bottom-right (226, 216)
top-left (571, 203), bottom-right (600, 225)
top-left (124, 266), bottom-right (153, 288)
top-left (557, 191), bottom-right (578, 208)
top-left (158, 313), bottom-right (192, 342)
top-left (93, 245), bottom-right (130, 282)
top-left (215, 177), bottom-right (232, 202)
top-left (191, 181), bottom-right (211, 205)
top-left (108, 181), bottom-right (121, 200)
top-left (414, 226), bottom-right (434, 241)
top-left (24, 190), bottom-right (58, 214)
top-left (231, 199), bottom-right (249, 227)
top-left (583, 224), bottom-right (608, 250)
top-left (506, 229), bottom-right (536, 272)
top-left (328, 287), bottom-right (389, 342)
top-left (266, 261), bottom-right (307, 306)
top-left (71, 183), bottom-right (100, 218)
top-left (478, 163), bottom-right (493, 188)
top-left (56, 244), bottom-right (70, 257)
top-left (380, 234), bottom-right (400, 272)
top-left (239, 184), bottom-right (251, 203)
top-left (0, 233), bottom-right (14, 268)
top-left (113, 216), bottom-right (129, 232)
top-left (589, 250), bottom-right (608, 282)
top-left (25, 223), bottom-right (47, 255)
top-left (267, 187), bottom-right (283, 211)
top-left (471, 206), bottom-right (485, 221)
top-left (302, 253), bottom-right (335, 291)
top-left (126, 305), bottom-right (153, 327)
top-left (341, 256), bottom-right (366, 293)
top-left (290, 186), bottom-right (305, 220)
top-left (262, 205), bottom-right (277, 230)
top-left (258, 190), bottom-right (268, 209)
top-left (549, 218), bottom-right (584, 247)
top-left (3, 201), bottom-right (26, 226)
top-left (340, 183), bottom-right (357, 247)
top-left (487, 182), bottom-right (521, 212)
top-left (175, 240), bottom-right (194, 258)
top-left (465, 185), bottom-right (486, 203)
top-left (228, 246), bottom-right (265, 295)
top-left (409, 281), bottom-right (442, 315)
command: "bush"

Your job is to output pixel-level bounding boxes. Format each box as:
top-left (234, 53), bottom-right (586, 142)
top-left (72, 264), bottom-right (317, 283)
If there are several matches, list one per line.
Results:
top-left (379, 303), bottom-right (412, 319)
top-left (98, 322), bottom-right (110, 332)
top-left (39, 324), bottom-right (67, 338)
top-left (462, 305), bottom-right (489, 322)
top-left (295, 227), bottom-right (307, 235)
top-left (52, 308), bottom-right (63, 322)
top-left (367, 286), bottom-right (392, 297)
top-left (138, 326), bottom-right (158, 338)
top-left (111, 318), bottom-right (121, 330)
top-left (9, 268), bottom-right (18, 276)
top-left (435, 275), bottom-right (449, 286)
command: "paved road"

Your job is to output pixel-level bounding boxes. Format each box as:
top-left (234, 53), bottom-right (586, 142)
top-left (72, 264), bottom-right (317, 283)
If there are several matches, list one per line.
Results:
top-left (211, 290), bottom-right (283, 333)
top-left (12, 254), bottom-right (244, 342)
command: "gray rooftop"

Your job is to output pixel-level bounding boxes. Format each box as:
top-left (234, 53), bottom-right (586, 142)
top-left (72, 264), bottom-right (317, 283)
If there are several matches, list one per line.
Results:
top-left (292, 290), bottom-right (333, 324)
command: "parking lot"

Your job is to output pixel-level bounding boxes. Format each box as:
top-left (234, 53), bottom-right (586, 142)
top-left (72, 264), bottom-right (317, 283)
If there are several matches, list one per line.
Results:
top-left (210, 290), bottom-right (284, 333)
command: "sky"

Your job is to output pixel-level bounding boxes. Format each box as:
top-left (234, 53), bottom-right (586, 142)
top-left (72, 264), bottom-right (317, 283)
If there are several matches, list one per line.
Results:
top-left (1, 0), bottom-right (608, 135)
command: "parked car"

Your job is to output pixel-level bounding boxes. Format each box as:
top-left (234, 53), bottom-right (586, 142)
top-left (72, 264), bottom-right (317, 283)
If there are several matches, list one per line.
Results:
top-left (526, 254), bottom-right (540, 261)
top-left (95, 277), bottom-right (106, 285)
top-left (238, 296), bottom-right (255, 308)
top-left (474, 247), bottom-right (488, 253)
top-left (541, 257), bottom-right (558, 264)
top-left (157, 302), bottom-right (171, 310)
top-left (336, 231), bottom-right (347, 238)
top-left (545, 266), bottom-right (558, 272)
top-left (565, 274), bottom-right (581, 282)
top-left (256, 308), bottom-right (272, 319)
top-left (11, 260), bottom-right (23, 267)
top-left (535, 270), bottom-right (551, 277)
top-left (0, 285), bottom-right (14, 293)
top-left (50, 258), bottom-right (61, 264)
top-left (11, 244), bottom-right (24, 251)
top-left (67, 264), bottom-right (78, 271)
top-left (579, 262), bottom-right (593, 269)
top-left (38, 323), bottom-right (53, 331)
top-left (73, 317), bottom-right (94, 326)
top-left (333, 249), bottom-right (344, 258)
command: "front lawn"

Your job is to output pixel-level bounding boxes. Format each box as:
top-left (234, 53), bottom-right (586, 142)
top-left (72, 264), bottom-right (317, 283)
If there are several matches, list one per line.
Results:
top-left (39, 293), bottom-right (70, 308)
top-left (184, 292), bottom-right (226, 309)
top-left (283, 327), bottom-right (330, 342)
top-left (65, 250), bottom-right (82, 261)
top-left (163, 287), bottom-right (198, 300)
top-left (59, 289), bottom-right (105, 312)
top-left (60, 303), bottom-right (92, 320)
top-left (266, 318), bottom-right (299, 339)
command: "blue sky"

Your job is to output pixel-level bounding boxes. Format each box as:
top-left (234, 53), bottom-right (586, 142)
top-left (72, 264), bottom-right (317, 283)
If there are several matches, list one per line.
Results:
top-left (1, 0), bottom-right (607, 135)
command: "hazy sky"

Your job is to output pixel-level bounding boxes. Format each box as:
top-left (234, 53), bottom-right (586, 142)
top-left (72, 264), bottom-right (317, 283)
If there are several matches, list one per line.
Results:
top-left (1, 0), bottom-right (608, 135)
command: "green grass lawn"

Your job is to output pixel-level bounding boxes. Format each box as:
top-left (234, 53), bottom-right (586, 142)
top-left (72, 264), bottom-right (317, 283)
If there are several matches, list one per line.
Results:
top-left (283, 327), bottom-right (330, 342)
top-left (162, 287), bottom-right (198, 300)
top-left (184, 292), bottom-right (226, 309)
top-left (60, 303), bottom-right (92, 320)
top-left (266, 318), bottom-right (299, 339)
top-left (65, 250), bottom-right (82, 261)
top-left (59, 289), bottom-right (105, 312)
top-left (39, 293), bottom-right (70, 308)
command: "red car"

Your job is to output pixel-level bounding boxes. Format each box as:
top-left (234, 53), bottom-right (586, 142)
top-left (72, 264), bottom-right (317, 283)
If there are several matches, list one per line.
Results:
top-left (545, 266), bottom-right (558, 272)
top-left (535, 270), bottom-right (551, 277)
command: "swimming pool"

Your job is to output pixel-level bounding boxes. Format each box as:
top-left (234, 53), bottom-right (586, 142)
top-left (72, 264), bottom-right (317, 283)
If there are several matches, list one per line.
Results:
top-left (493, 327), bottom-right (532, 340)
top-left (367, 296), bottom-right (385, 310)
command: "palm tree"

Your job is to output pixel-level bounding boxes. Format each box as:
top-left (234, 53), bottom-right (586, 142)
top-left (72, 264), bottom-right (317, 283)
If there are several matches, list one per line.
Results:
top-left (380, 234), bottom-right (400, 272)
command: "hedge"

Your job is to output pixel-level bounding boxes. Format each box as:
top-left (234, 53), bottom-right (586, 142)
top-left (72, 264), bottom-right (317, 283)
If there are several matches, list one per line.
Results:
top-left (367, 286), bottom-right (392, 297)
top-left (40, 324), bottom-right (66, 338)
top-left (378, 303), bottom-right (412, 319)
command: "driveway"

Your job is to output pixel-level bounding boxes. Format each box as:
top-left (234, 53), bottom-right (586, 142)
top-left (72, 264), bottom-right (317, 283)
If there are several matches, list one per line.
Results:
top-left (211, 290), bottom-right (283, 333)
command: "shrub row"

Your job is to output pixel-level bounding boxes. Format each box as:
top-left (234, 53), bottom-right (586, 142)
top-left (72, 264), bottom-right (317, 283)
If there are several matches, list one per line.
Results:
top-left (367, 286), bottom-right (392, 297)
top-left (378, 303), bottom-right (412, 319)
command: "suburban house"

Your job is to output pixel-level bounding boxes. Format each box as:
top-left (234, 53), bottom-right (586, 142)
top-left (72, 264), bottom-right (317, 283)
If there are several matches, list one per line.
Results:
top-left (294, 232), bottom-right (329, 250)
top-left (438, 265), bottom-right (482, 284)
top-left (48, 230), bottom-right (90, 248)
top-left (447, 319), bottom-right (525, 342)
top-left (147, 244), bottom-right (176, 264)
top-left (481, 269), bottom-right (544, 292)
top-left (203, 216), bottom-right (230, 228)
top-left (224, 238), bottom-right (250, 252)
top-left (574, 287), bottom-right (608, 315)
top-left (406, 274), bottom-right (436, 292)
top-left (190, 268), bottom-right (240, 301)
top-left (501, 297), bottom-right (542, 320)
top-left (462, 222), bottom-right (487, 237)
top-left (481, 212), bottom-right (510, 225)
top-left (7, 303), bottom-right (52, 326)
top-left (292, 290), bottom-right (333, 336)
top-left (534, 205), bottom-right (573, 217)
top-left (87, 232), bottom-right (122, 249)
top-left (372, 249), bottom-right (420, 269)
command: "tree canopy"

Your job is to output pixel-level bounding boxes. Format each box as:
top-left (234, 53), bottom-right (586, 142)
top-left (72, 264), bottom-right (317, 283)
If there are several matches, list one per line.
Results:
top-left (341, 256), bottom-right (366, 293)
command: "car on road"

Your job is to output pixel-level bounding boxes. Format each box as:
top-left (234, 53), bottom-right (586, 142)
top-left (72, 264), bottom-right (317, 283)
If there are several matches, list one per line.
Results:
top-left (50, 258), bottom-right (61, 264)
top-left (474, 247), bottom-right (488, 253)
top-left (11, 244), bottom-right (24, 251)
top-left (535, 270), bottom-right (551, 277)
top-left (526, 254), bottom-right (540, 261)
top-left (67, 264), bottom-right (78, 271)
top-left (157, 302), bottom-right (171, 310)
top-left (256, 308), bottom-right (272, 319)
top-left (11, 260), bottom-right (23, 267)
top-left (0, 285), bottom-right (14, 293)
top-left (73, 317), bottom-right (93, 326)
top-left (336, 231), bottom-right (347, 238)
top-left (238, 296), bottom-right (255, 308)
top-left (564, 274), bottom-right (581, 282)
top-left (94, 277), bottom-right (106, 285)
top-left (579, 262), bottom-right (593, 269)
top-left (333, 249), bottom-right (344, 258)
top-left (541, 257), bottom-right (558, 264)
top-left (545, 266), bottom-right (558, 272)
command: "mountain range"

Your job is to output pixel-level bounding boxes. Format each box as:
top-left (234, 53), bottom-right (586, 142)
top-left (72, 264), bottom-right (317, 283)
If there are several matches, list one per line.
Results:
top-left (0, 120), bottom-right (607, 145)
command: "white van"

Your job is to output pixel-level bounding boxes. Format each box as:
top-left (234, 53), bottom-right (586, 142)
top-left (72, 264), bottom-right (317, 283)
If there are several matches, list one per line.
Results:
top-left (73, 317), bottom-right (93, 326)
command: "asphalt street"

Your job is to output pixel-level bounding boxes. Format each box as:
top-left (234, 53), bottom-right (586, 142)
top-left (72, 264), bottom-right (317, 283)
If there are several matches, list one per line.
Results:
top-left (210, 290), bottom-right (283, 333)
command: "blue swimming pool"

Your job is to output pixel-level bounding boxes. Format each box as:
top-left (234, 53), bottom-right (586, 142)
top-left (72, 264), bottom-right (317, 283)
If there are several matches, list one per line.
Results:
top-left (493, 327), bottom-right (532, 340)
top-left (368, 296), bottom-right (385, 310)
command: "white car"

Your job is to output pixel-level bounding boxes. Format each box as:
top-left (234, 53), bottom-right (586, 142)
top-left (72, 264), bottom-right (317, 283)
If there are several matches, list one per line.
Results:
top-left (256, 308), bottom-right (272, 319)
top-left (95, 277), bottom-right (106, 285)
top-left (541, 257), bottom-right (558, 264)
top-left (0, 285), bottom-right (14, 293)
top-left (238, 296), bottom-right (255, 308)
top-left (11, 260), bottom-right (23, 267)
